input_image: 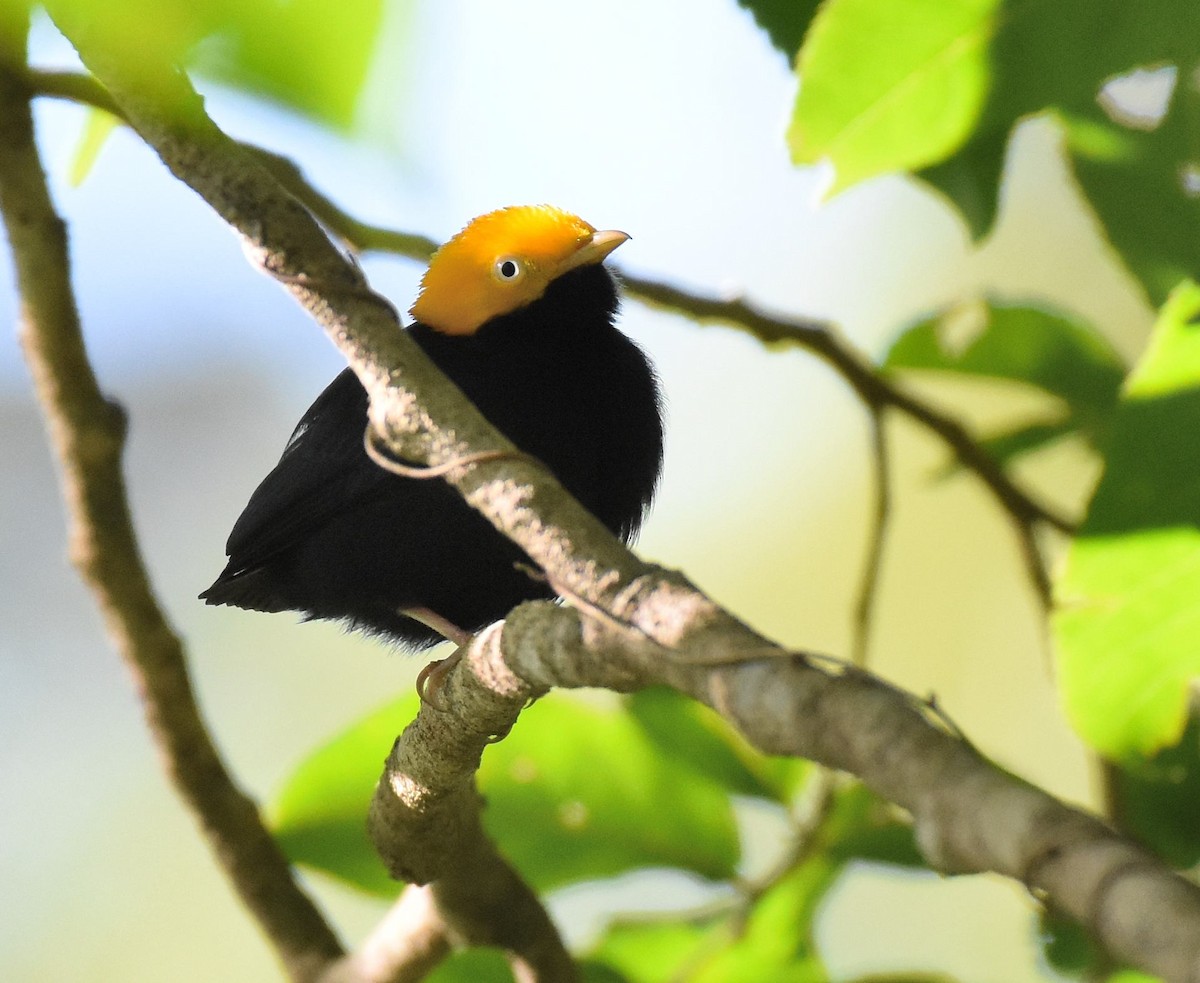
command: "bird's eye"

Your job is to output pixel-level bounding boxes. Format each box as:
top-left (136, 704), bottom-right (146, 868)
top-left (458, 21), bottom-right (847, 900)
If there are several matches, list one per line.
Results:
top-left (495, 257), bottom-right (523, 282)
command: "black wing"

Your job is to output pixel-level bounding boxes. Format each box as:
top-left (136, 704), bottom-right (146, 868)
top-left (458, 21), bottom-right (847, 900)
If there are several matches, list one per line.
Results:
top-left (202, 367), bottom-right (385, 595)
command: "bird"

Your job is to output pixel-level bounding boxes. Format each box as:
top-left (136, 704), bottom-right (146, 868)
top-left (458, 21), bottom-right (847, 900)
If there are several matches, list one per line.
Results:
top-left (201, 204), bottom-right (664, 658)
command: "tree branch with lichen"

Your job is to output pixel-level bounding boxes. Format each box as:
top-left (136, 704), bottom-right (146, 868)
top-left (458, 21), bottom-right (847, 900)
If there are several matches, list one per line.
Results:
top-left (30, 19), bottom-right (1200, 982)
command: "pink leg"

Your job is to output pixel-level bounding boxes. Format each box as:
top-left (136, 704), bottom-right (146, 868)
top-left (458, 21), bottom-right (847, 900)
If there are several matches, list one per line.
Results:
top-left (404, 608), bottom-right (471, 709)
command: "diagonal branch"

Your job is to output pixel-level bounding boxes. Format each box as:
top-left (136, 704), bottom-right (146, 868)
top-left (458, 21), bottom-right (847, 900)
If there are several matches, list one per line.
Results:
top-left (26, 68), bottom-right (1074, 546)
top-left (0, 33), bottom-right (343, 983)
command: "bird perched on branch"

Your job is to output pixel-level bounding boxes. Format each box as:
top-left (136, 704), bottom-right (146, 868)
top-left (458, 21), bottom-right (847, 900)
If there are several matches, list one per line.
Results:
top-left (201, 204), bottom-right (663, 657)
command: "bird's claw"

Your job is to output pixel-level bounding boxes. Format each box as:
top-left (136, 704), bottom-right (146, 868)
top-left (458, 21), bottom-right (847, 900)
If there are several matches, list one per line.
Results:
top-left (416, 650), bottom-right (462, 710)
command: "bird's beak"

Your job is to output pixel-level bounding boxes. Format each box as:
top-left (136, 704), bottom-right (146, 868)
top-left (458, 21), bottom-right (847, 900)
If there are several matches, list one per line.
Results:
top-left (558, 229), bottom-right (630, 275)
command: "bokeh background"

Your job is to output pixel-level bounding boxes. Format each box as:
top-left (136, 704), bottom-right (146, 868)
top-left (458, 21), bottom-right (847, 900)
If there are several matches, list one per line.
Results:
top-left (1, 1), bottom-right (1155, 979)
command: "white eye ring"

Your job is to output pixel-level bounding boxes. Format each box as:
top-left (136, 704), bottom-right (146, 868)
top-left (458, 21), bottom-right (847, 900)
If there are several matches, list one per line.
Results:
top-left (495, 256), bottom-right (523, 282)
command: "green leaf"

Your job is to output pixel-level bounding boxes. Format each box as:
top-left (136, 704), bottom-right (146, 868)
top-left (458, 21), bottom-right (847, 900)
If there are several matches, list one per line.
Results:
top-left (588, 919), bottom-right (727, 983)
top-left (270, 693), bottom-right (419, 896)
top-left (971, 420), bottom-right (1079, 471)
top-left (736, 0), bottom-right (822, 63)
top-left (193, 0), bottom-right (388, 129)
top-left (916, 122), bottom-right (1008, 239)
top-left (789, 0), bottom-right (1002, 192)
top-left (479, 695), bottom-right (740, 890)
top-left (68, 106), bottom-right (120, 186)
top-left (1062, 97), bottom-right (1200, 306)
top-left (1055, 282), bottom-right (1200, 757)
top-left (1039, 908), bottom-right (1102, 976)
top-left (425, 948), bottom-right (513, 983)
top-left (825, 784), bottom-right (922, 868)
top-left (1112, 717), bottom-right (1200, 868)
top-left (883, 302), bottom-right (1125, 457)
top-left (270, 691), bottom-right (741, 895)
top-left (626, 687), bottom-right (808, 804)
top-left (50, 0), bottom-right (386, 129)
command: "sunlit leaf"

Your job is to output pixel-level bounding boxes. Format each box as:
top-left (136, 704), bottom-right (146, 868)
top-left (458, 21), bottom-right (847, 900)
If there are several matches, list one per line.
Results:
top-left (1055, 282), bottom-right (1200, 757)
top-left (68, 106), bottom-right (120, 186)
top-left (588, 919), bottom-right (726, 983)
top-left (270, 691), bottom-right (741, 895)
top-left (480, 695), bottom-right (740, 890)
top-left (48, 0), bottom-right (387, 129)
top-left (789, 0), bottom-right (1001, 192)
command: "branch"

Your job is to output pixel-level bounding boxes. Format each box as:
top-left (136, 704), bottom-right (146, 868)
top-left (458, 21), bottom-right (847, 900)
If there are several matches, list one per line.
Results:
top-left (35, 38), bottom-right (1198, 983)
top-left (851, 407), bottom-right (891, 665)
top-left (26, 68), bottom-right (1074, 554)
top-left (0, 32), bottom-right (343, 983)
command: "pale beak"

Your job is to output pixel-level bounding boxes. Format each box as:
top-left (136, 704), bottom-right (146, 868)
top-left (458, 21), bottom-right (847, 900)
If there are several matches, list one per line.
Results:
top-left (557, 229), bottom-right (630, 275)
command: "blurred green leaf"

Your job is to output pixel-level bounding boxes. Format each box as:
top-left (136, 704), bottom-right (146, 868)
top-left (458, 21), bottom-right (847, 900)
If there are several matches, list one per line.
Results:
top-left (788, 0), bottom-right (1002, 193)
top-left (588, 919), bottom-right (727, 983)
top-left (626, 687), bottom-right (809, 804)
top-left (271, 691), bottom-right (741, 895)
top-left (1055, 282), bottom-right (1200, 757)
top-left (736, 0), bottom-right (821, 63)
top-left (424, 948), bottom-right (513, 983)
top-left (970, 419), bottom-right (1078, 472)
top-left (1062, 96), bottom-right (1200, 307)
top-left (193, 0), bottom-right (388, 128)
top-left (1113, 717), bottom-right (1200, 868)
top-left (49, 0), bottom-right (386, 128)
top-left (883, 302), bottom-right (1125, 461)
top-left (479, 695), bottom-right (740, 890)
top-left (916, 123), bottom-right (1008, 239)
top-left (884, 303), bottom-right (1125, 410)
top-left (68, 106), bottom-right (119, 185)
top-left (270, 693), bottom-right (418, 896)
top-left (826, 784), bottom-right (922, 868)
top-left (919, 0), bottom-right (1199, 296)
top-left (1039, 907), bottom-right (1102, 976)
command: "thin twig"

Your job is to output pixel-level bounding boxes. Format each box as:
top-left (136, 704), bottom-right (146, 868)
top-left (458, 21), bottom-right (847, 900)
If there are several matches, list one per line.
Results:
top-left (852, 406), bottom-right (892, 666)
top-left (0, 40), bottom-right (343, 983)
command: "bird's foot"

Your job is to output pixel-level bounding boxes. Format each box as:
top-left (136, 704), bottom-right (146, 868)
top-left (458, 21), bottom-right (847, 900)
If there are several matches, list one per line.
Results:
top-left (403, 608), bottom-right (472, 710)
top-left (416, 650), bottom-right (461, 710)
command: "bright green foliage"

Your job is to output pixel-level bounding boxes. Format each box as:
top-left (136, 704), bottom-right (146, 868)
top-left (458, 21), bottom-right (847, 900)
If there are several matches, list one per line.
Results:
top-left (68, 106), bottom-right (119, 185)
top-left (789, 0), bottom-right (1001, 194)
top-left (1055, 283), bottom-right (1200, 757)
top-left (883, 303), bottom-right (1126, 465)
top-left (46, 0), bottom-right (384, 127)
top-left (586, 783), bottom-right (921, 983)
top-left (780, 0), bottom-right (1200, 298)
top-left (270, 691), bottom-right (741, 895)
top-left (475, 695), bottom-right (740, 890)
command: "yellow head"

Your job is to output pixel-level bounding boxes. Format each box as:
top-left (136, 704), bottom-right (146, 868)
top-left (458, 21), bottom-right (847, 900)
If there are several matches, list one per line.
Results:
top-left (410, 205), bottom-right (629, 336)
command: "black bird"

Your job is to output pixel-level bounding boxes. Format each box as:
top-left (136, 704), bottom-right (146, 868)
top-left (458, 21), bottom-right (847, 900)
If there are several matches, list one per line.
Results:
top-left (201, 205), bottom-right (663, 652)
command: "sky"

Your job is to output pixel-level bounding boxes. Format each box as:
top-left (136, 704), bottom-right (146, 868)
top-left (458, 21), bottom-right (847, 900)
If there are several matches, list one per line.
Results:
top-left (0, 1), bottom-right (1156, 980)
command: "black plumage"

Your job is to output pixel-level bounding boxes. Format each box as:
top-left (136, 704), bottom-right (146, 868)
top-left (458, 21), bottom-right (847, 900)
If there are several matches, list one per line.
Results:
top-left (200, 263), bottom-right (663, 648)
